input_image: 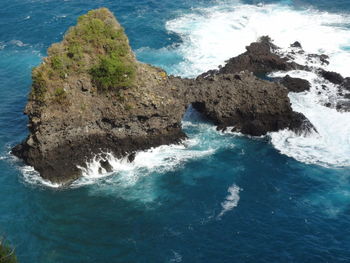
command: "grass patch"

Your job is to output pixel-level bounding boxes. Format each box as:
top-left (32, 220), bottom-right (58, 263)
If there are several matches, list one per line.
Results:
top-left (90, 53), bottom-right (135, 90)
top-left (30, 8), bottom-right (136, 103)
top-left (31, 68), bottom-right (48, 102)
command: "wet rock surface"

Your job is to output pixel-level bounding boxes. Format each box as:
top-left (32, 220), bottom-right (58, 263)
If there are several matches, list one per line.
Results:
top-left (280, 75), bottom-right (311, 93)
top-left (319, 70), bottom-right (344, 85)
top-left (186, 72), bottom-right (314, 136)
top-left (12, 11), bottom-right (317, 184)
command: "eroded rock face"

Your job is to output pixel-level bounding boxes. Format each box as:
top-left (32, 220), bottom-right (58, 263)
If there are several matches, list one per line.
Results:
top-left (186, 72), bottom-right (313, 136)
top-left (12, 63), bottom-right (189, 183)
top-left (12, 9), bottom-right (313, 184)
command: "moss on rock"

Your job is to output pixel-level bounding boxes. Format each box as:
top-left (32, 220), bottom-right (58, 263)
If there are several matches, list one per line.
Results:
top-left (30, 7), bottom-right (136, 103)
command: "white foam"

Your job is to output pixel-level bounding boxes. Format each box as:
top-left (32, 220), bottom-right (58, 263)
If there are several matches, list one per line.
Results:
top-left (170, 251), bottom-right (183, 263)
top-left (269, 70), bottom-right (350, 167)
top-left (166, 2), bottom-right (350, 77)
top-left (9, 40), bottom-right (28, 47)
top-left (73, 126), bottom-right (220, 187)
top-left (72, 105), bottom-right (239, 188)
top-left (15, 1), bottom-right (350, 188)
top-left (73, 144), bottom-right (215, 187)
top-left (165, 1), bottom-right (350, 167)
top-left (218, 184), bottom-right (241, 218)
top-left (3, 151), bottom-right (62, 188)
top-left (20, 165), bottom-right (62, 188)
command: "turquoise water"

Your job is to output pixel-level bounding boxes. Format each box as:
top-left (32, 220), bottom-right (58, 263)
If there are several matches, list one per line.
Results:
top-left (1, 0), bottom-right (350, 262)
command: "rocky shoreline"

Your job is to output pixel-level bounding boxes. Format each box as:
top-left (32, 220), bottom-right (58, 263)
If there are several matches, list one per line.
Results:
top-left (12, 8), bottom-right (341, 185)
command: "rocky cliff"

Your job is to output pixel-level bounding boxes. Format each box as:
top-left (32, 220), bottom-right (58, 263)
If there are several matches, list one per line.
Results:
top-left (12, 8), bottom-right (313, 184)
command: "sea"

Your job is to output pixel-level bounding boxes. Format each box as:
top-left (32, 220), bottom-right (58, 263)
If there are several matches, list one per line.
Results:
top-left (1, 0), bottom-right (350, 262)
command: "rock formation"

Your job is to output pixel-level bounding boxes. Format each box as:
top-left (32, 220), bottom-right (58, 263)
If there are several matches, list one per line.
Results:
top-left (216, 36), bottom-right (304, 75)
top-left (12, 8), bottom-right (314, 184)
top-left (280, 75), bottom-right (310, 93)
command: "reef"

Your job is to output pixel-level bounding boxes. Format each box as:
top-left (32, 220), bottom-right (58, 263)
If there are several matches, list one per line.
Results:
top-left (12, 8), bottom-right (315, 184)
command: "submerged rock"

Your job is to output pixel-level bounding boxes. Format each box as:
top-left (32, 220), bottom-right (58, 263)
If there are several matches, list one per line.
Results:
top-left (12, 9), bottom-right (314, 184)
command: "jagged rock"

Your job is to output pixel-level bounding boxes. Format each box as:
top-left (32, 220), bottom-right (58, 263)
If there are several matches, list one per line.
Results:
top-left (319, 70), bottom-right (344, 84)
top-left (307, 54), bottom-right (330, 66)
top-left (99, 160), bottom-right (113, 173)
top-left (215, 36), bottom-right (304, 75)
top-left (188, 71), bottom-right (313, 136)
top-left (290, 41), bottom-right (302, 48)
top-left (280, 75), bottom-right (310, 93)
top-left (12, 9), bottom-right (314, 184)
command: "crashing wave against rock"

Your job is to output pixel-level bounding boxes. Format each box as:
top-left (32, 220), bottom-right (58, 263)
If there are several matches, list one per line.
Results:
top-left (12, 8), bottom-right (316, 184)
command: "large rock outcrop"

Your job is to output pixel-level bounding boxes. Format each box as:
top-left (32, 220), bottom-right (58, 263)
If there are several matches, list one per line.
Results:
top-left (183, 72), bottom-right (311, 136)
top-left (12, 8), bottom-right (312, 184)
top-left (217, 36), bottom-right (304, 75)
top-left (12, 8), bottom-right (188, 183)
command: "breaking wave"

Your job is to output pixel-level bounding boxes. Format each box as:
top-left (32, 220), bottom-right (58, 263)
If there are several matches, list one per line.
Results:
top-left (165, 1), bottom-right (350, 77)
top-left (17, 0), bottom-right (350, 188)
top-left (269, 71), bottom-right (350, 167)
top-left (166, 1), bottom-right (350, 167)
top-left (66, 106), bottom-right (237, 190)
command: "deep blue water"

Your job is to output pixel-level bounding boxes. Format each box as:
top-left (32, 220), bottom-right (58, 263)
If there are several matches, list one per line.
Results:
top-left (1, 0), bottom-right (350, 262)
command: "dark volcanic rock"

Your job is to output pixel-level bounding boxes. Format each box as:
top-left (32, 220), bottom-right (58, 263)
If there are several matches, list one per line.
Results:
top-left (336, 100), bottom-right (350, 111)
top-left (187, 72), bottom-right (314, 136)
top-left (291, 41), bottom-right (302, 48)
top-left (99, 159), bottom-right (113, 173)
top-left (280, 75), bottom-right (311, 93)
top-left (336, 77), bottom-right (350, 112)
top-left (216, 37), bottom-right (304, 75)
top-left (319, 70), bottom-right (344, 84)
top-left (12, 11), bottom-right (314, 184)
top-left (307, 54), bottom-right (330, 66)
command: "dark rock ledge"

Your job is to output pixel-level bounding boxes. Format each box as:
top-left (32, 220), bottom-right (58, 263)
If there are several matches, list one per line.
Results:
top-left (12, 9), bottom-right (315, 184)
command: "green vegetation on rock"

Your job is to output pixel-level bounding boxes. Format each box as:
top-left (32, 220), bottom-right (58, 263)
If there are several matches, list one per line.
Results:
top-left (30, 8), bottom-right (136, 103)
top-left (90, 54), bottom-right (135, 90)
top-left (0, 240), bottom-right (17, 263)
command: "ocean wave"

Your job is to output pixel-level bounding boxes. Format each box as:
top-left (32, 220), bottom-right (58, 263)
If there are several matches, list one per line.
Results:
top-left (165, 1), bottom-right (350, 77)
top-left (20, 165), bottom-right (62, 188)
top-left (165, 1), bottom-right (350, 168)
top-left (15, 1), bottom-right (350, 189)
top-left (9, 40), bottom-right (28, 47)
top-left (72, 107), bottom-right (236, 189)
top-left (3, 151), bottom-right (63, 188)
top-left (73, 142), bottom-right (216, 188)
top-left (269, 71), bottom-right (350, 167)
top-left (15, 107), bottom-right (236, 190)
